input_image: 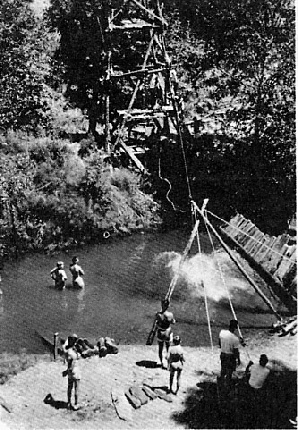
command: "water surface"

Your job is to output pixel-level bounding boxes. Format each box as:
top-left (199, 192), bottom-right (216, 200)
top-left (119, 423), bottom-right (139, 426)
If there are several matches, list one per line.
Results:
top-left (0, 229), bottom-right (276, 353)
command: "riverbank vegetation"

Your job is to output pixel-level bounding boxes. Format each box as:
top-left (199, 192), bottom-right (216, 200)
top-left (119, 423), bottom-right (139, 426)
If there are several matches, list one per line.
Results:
top-left (0, 0), bottom-right (295, 260)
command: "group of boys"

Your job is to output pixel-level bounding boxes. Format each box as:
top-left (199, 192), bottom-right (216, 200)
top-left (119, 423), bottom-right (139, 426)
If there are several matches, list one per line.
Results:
top-left (62, 296), bottom-right (271, 411)
top-left (50, 256), bottom-right (85, 290)
top-left (154, 301), bottom-right (271, 397)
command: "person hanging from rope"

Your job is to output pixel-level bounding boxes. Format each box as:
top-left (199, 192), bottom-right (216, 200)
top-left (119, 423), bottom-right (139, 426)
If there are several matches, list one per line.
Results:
top-left (147, 298), bottom-right (176, 368)
top-left (218, 319), bottom-right (242, 388)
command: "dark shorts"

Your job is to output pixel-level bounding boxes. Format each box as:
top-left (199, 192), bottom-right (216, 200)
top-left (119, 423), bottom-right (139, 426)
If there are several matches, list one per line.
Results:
top-left (220, 352), bottom-right (237, 373)
top-left (157, 328), bottom-right (171, 343)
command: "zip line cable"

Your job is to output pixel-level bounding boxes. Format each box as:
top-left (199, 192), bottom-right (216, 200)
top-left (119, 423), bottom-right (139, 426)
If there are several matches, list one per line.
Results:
top-left (203, 212), bottom-right (251, 360)
top-left (206, 209), bottom-right (297, 265)
top-left (193, 208), bottom-right (214, 351)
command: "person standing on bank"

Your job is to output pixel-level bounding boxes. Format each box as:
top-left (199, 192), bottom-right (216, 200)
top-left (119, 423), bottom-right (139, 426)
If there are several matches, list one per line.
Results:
top-left (154, 299), bottom-right (176, 368)
top-left (69, 256), bottom-right (85, 288)
top-left (167, 335), bottom-right (185, 394)
top-left (219, 319), bottom-right (241, 386)
top-left (50, 261), bottom-right (67, 290)
top-left (63, 335), bottom-right (81, 411)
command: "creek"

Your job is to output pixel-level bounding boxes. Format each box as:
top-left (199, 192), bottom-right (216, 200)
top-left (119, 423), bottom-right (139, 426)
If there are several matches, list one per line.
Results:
top-left (0, 229), bottom-right (276, 353)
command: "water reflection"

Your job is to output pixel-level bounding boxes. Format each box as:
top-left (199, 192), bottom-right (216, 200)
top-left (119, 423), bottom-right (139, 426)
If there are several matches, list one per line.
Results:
top-left (60, 290), bottom-right (68, 311)
top-left (76, 287), bottom-right (85, 313)
top-left (0, 292), bottom-right (4, 319)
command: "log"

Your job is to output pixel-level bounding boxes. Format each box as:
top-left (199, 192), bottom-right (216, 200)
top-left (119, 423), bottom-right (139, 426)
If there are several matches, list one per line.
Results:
top-left (219, 226), bottom-right (296, 314)
top-left (153, 388), bottom-right (173, 402)
top-left (125, 391), bottom-right (142, 409)
top-left (238, 222), bottom-right (255, 246)
top-left (274, 246), bottom-right (296, 282)
top-left (254, 234), bottom-right (271, 260)
top-left (224, 214), bottom-right (241, 235)
top-left (129, 386), bottom-right (148, 405)
top-left (249, 233), bottom-right (266, 258)
top-left (245, 230), bottom-right (263, 255)
top-left (111, 388), bottom-right (132, 421)
top-left (268, 243), bottom-right (290, 274)
top-left (142, 385), bottom-right (158, 400)
top-left (258, 236), bottom-right (278, 265)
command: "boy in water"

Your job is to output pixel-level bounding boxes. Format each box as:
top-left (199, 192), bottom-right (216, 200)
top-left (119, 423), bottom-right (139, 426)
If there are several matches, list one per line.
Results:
top-left (167, 335), bottom-right (185, 394)
top-left (69, 256), bottom-right (85, 288)
top-left (50, 261), bottom-right (67, 289)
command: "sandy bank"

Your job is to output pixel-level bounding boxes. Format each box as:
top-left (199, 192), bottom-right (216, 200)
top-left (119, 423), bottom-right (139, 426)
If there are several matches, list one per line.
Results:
top-left (0, 334), bottom-right (296, 429)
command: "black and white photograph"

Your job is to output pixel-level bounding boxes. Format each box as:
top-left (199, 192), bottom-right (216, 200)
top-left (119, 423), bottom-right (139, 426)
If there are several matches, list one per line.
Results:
top-left (0, 0), bottom-right (296, 429)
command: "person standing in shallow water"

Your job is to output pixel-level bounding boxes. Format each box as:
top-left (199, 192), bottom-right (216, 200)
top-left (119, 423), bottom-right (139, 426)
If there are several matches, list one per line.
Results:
top-left (50, 261), bottom-right (67, 290)
top-left (69, 257), bottom-right (85, 288)
top-left (153, 299), bottom-right (176, 368)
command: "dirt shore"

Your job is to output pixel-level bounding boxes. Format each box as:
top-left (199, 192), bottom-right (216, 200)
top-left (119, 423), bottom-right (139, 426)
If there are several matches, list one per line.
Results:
top-left (0, 334), bottom-right (296, 429)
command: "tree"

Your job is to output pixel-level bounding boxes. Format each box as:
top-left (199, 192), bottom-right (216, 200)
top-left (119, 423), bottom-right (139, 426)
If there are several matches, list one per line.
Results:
top-left (163, 0), bottom-right (295, 233)
top-left (47, 0), bottom-right (162, 141)
top-left (0, 0), bottom-right (53, 131)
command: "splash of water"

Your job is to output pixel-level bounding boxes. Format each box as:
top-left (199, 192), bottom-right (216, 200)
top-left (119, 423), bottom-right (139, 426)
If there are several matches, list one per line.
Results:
top-left (154, 250), bottom-right (255, 304)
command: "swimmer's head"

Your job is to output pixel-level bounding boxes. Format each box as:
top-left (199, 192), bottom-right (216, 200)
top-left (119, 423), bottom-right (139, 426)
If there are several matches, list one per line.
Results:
top-left (57, 261), bottom-right (64, 268)
top-left (72, 256), bottom-right (79, 264)
top-left (173, 335), bottom-right (181, 345)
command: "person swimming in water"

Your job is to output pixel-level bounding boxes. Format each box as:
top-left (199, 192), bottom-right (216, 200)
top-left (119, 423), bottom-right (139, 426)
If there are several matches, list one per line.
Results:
top-left (69, 257), bottom-right (85, 289)
top-left (50, 261), bottom-right (67, 290)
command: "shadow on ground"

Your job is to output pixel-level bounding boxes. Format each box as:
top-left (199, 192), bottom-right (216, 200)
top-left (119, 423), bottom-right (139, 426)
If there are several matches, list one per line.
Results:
top-left (136, 360), bottom-right (160, 368)
top-left (43, 394), bottom-right (68, 410)
top-left (172, 368), bottom-right (297, 429)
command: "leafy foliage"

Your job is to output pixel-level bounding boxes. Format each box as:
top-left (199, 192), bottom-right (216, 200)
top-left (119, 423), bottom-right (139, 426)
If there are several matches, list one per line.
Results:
top-left (0, 134), bottom-right (161, 257)
top-left (0, 0), bottom-right (56, 131)
top-left (163, 0), bottom-right (295, 233)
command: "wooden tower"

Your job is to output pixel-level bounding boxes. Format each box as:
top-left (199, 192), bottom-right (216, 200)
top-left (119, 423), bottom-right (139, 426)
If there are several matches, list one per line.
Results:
top-left (102, 0), bottom-right (182, 172)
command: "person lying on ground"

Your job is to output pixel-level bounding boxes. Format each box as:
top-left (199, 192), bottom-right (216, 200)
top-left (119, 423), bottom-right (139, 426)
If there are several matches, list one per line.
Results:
top-left (50, 261), bottom-right (67, 290)
top-left (167, 335), bottom-right (185, 394)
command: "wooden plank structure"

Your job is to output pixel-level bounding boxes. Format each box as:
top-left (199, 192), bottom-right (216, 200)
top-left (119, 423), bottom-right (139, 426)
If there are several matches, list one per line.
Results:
top-left (220, 214), bottom-right (297, 314)
top-left (101, 0), bottom-right (183, 171)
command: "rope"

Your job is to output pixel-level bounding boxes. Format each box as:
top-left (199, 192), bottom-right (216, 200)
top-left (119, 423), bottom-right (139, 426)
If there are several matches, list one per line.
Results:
top-left (168, 74), bottom-right (193, 202)
top-left (194, 215), bottom-right (226, 428)
top-left (165, 218), bottom-right (200, 302)
top-left (194, 222), bottom-right (214, 351)
top-left (206, 210), bottom-right (297, 265)
top-left (158, 145), bottom-right (187, 213)
top-left (203, 213), bottom-right (251, 361)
